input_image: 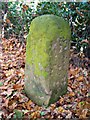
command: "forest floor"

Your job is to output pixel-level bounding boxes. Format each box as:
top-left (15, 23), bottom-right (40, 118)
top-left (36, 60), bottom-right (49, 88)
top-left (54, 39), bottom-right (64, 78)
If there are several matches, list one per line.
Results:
top-left (0, 37), bottom-right (90, 119)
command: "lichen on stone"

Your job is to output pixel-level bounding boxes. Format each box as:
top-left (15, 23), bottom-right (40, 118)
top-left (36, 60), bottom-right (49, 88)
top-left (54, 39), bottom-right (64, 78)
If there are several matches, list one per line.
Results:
top-left (25, 14), bottom-right (71, 106)
top-left (26, 15), bottom-right (71, 77)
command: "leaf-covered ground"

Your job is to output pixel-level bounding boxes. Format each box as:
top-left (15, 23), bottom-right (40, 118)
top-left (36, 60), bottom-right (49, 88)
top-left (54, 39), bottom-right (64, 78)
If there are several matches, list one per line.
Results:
top-left (0, 38), bottom-right (90, 119)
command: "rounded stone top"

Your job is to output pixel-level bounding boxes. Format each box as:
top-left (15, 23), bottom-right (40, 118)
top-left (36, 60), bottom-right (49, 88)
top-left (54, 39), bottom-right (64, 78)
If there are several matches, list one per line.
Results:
top-left (29, 14), bottom-right (71, 40)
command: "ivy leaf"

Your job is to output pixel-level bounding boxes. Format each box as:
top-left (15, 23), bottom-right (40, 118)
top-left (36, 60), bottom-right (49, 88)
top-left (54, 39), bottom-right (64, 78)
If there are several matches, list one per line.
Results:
top-left (40, 111), bottom-right (45, 116)
top-left (0, 82), bottom-right (3, 87)
top-left (13, 109), bottom-right (23, 119)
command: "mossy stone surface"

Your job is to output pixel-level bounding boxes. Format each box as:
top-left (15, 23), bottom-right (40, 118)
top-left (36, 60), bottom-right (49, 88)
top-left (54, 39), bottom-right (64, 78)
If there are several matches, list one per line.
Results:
top-left (25, 14), bottom-right (71, 106)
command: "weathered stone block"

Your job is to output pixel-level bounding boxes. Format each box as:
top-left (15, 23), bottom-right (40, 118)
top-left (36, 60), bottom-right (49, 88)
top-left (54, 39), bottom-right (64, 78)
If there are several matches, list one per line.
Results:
top-left (25, 15), bottom-right (71, 106)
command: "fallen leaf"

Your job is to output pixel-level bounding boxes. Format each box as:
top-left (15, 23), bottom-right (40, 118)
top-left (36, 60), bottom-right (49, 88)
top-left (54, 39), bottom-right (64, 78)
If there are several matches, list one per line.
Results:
top-left (50, 104), bottom-right (56, 110)
top-left (26, 100), bottom-right (33, 110)
top-left (0, 86), bottom-right (8, 90)
top-left (57, 106), bottom-right (64, 113)
top-left (4, 69), bottom-right (14, 77)
top-left (23, 5), bottom-right (29, 11)
top-left (4, 98), bottom-right (9, 108)
top-left (6, 18), bottom-right (11, 24)
top-left (66, 111), bottom-right (72, 119)
top-left (68, 92), bottom-right (75, 97)
top-left (31, 111), bottom-right (40, 119)
top-left (59, 97), bottom-right (64, 104)
top-left (77, 75), bottom-right (84, 82)
top-left (79, 109), bottom-right (88, 119)
top-left (13, 84), bottom-right (23, 91)
top-left (69, 68), bottom-right (80, 76)
top-left (9, 102), bottom-right (17, 110)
